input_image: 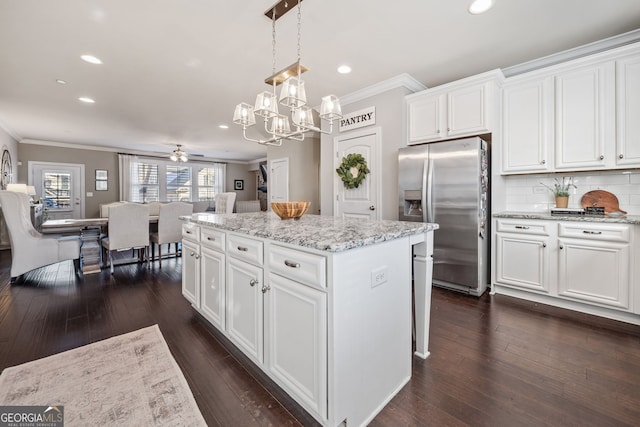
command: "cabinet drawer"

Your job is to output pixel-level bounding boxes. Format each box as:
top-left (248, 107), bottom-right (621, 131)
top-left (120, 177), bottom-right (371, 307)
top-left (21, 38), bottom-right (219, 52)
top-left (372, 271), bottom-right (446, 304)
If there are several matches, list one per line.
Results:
top-left (496, 219), bottom-right (550, 236)
top-left (201, 228), bottom-right (225, 252)
top-left (558, 222), bottom-right (630, 243)
top-left (182, 223), bottom-right (200, 242)
top-left (228, 234), bottom-right (264, 265)
top-left (269, 244), bottom-right (326, 290)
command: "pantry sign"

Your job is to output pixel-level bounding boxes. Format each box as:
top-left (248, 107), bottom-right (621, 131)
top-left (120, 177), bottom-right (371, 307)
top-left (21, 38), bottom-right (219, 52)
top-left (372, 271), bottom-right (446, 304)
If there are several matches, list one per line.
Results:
top-left (339, 106), bottom-right (376, 132)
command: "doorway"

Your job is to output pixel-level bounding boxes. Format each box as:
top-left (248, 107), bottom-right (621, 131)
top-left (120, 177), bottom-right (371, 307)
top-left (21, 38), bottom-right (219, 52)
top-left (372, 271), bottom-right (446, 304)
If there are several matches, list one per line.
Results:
top-left (334, 127), bottom-right (381, 220)
top-left (269, 157), bottom-right (289, 206)
top-left (29, 161), bottom-right (85, 219)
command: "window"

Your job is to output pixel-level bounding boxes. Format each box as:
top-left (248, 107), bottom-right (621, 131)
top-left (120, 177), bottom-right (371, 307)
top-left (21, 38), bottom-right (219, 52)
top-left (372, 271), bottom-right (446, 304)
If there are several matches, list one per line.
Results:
top-left (43, 172), bottom-right (71, 208)
top-left (120, 154), bottom-right (225, 202)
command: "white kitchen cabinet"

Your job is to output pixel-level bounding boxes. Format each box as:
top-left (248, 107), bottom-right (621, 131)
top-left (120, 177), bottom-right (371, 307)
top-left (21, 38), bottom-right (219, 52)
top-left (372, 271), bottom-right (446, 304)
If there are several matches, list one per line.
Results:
top-left (495, 219), bottom-right (553, 293)
top-left (227, 256), bottom-right (264, 364)
top-left (501, 76), bottom-right (554, 173)
top-left (182, 238), bottom-right (200, 307)
top-left (554, 61), bottom-right (615, 170)
top-left (200, 246), bottom-right (226, 330)
top-left (407, 70), bottom-right (502, 144)
top-left (615, 52), bottom-right (640, 166)
top-left (557, 222), bottom-right (631, 310)
top-left (265, 272), bottom-right (327, 420)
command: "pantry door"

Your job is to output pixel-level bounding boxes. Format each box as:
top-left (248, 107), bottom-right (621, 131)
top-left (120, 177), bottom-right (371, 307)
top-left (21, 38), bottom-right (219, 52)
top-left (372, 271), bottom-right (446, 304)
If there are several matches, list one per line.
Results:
top-left (334, 127), bottom-right (381, 220)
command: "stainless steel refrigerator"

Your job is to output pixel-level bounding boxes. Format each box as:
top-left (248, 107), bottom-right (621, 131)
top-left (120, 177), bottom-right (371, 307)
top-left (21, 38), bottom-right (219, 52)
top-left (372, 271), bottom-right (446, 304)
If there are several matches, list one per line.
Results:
top-left (398, 137), bottom-right (489, 296)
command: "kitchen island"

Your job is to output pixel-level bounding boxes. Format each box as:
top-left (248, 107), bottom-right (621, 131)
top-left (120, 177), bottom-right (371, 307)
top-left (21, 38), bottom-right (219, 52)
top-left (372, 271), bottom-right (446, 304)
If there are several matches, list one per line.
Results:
top-left (181, 212), bottom-right (438, 427)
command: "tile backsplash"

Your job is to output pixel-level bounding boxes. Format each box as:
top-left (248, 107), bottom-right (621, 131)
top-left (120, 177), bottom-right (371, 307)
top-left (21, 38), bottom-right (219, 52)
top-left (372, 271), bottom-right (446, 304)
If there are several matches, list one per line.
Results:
top-left (504, 170), bottom-right (640, 215)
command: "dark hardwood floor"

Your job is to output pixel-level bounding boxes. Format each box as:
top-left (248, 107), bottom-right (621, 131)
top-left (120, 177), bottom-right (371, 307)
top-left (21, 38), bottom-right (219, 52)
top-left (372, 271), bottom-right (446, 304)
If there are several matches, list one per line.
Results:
top-left (0, 249), bottom-right (639, 426)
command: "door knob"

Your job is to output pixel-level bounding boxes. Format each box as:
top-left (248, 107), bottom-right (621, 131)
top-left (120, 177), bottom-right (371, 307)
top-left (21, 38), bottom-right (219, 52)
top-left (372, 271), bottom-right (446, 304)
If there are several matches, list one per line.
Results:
top-left (369, 206), bottom-right (375, 211)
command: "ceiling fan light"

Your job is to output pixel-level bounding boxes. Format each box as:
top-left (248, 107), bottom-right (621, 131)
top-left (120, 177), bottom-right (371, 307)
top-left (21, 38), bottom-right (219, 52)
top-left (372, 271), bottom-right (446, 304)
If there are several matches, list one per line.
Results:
top-left (320, 95), bottom-right (342, 121)
top-left (279, 77), bottom-right (306, 108)
top-left (170, 153), bottom-right (178, 162)
top-left (233, 103), bottom-right (256, 126)
top-left (254, 91), bottom-right (279, 118)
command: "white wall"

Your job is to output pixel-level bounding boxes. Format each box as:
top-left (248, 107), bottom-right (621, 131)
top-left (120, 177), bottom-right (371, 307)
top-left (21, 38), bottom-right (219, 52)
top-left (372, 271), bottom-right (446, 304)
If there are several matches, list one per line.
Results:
top-left (503, 170), bottom-right (640, 215)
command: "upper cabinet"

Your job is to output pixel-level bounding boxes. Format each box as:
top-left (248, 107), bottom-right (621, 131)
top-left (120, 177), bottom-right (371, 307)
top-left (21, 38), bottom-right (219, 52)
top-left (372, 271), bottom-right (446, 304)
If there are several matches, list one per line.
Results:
top-left (407, 70), bottom-right (503, 145)
top-left (500, 42), bottom-right (640, 175)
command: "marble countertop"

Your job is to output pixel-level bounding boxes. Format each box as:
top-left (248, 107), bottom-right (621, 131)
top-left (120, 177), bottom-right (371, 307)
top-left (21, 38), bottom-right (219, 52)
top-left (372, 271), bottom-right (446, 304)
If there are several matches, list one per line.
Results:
top-left (182, 212), bottom-right (439, 252)
top-left (494, 211), bottom-right (640, 225)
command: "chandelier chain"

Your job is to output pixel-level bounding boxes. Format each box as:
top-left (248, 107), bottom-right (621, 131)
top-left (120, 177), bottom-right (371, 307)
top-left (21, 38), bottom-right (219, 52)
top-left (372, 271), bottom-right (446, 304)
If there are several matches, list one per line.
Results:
top-left (271, 9), bottom-right (277, 76)
top-left (296, 0), bottom-right (302, 66)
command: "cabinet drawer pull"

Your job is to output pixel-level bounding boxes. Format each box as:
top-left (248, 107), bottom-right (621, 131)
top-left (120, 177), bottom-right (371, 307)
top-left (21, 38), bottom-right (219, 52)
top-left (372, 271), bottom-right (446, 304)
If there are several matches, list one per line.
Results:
top-left (515, 225), bottom-right (530, 230)
top-left (582, 230), bottom-right (602, 235)
top-left (249, 278), bottom-right (258, 287)
top-left (207, 236), bottom-right (215, 241)
top-left (185, 230), bottom-right (192, 234)
top-left (284, 260), bottom-right (301, 268)
top-left (237, 246), bottom-right (248, 252)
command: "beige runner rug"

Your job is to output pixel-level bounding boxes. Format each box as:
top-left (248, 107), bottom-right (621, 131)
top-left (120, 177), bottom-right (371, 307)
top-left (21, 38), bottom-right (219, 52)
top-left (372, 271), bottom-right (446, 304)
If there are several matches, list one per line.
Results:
top-left (0, 325), bottom-right (206, 426)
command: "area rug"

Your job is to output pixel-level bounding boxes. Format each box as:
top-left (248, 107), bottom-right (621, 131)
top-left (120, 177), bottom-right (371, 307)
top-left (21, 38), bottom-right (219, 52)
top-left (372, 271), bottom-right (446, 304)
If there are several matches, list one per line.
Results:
top-left (0, 325), bottom-right (206, 426)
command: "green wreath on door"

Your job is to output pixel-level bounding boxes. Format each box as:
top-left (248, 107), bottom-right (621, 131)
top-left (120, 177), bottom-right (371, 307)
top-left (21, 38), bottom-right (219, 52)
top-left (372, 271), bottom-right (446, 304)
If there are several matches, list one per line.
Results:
top-left (336, 153), bottom-right (370, 189)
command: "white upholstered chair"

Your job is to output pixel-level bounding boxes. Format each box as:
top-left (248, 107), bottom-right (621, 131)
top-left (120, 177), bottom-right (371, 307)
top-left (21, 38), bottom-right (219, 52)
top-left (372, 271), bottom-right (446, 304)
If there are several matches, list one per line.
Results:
top-left (99, 201), bottom-right (126, 218)
top-left (214, 192), bottom-right (236, 214)
top-left (150, 202), bottom-right (193, 267)
top-left (235, 200), bottom-right (261, 213)
top-left (100, 203), bottom-right (150, 273)
top-left (0, 190), bottom-right (81, 281)
top-left (145, 201), bottom-right (162, 216)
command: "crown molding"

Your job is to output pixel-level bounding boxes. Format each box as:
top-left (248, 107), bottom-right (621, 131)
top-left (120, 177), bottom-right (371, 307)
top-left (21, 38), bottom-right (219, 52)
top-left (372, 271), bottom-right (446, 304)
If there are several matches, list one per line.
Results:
top-left (504, 28), bottom-right (640, 77)
top-left (0, 116), bottom-right (22, 142)
top-left (339, 73), bottom-right (427, 106)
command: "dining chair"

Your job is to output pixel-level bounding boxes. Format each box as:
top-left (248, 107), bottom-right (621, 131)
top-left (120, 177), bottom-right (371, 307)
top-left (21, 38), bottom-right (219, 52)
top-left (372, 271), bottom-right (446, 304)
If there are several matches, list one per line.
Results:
top-left (99, 201), bottom-right (126, 218)
top-left (150, 201), bottom-right (193, 267)
top-left (0, 190), bottom-right (81, 282)
top-left (214, 192), bottom-right (236, 214)
top-left (100, 203), bottom-right (149, 274)
top-left (235, 200), bottom-right (261, 213)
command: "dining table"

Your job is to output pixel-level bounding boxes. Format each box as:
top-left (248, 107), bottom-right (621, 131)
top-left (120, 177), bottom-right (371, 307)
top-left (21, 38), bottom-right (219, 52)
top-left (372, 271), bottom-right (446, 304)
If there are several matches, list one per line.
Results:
top-left (41, 216), bottom-right (159, 274)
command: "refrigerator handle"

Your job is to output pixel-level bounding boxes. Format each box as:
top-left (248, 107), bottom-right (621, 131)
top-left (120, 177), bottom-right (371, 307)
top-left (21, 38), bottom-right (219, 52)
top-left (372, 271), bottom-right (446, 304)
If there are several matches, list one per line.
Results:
top-left (423, 158), bottom-right (433, 223)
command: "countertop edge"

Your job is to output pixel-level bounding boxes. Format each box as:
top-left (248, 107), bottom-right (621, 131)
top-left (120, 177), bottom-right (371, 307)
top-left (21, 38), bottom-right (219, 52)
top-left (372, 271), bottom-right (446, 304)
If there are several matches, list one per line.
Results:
top-left (493, 211), bottom-right (640, 225)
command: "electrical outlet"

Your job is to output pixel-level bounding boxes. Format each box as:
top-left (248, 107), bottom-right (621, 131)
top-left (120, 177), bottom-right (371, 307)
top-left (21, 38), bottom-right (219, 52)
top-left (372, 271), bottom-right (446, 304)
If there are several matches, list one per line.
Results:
top-left (371, 266), bottom-right (388, 288)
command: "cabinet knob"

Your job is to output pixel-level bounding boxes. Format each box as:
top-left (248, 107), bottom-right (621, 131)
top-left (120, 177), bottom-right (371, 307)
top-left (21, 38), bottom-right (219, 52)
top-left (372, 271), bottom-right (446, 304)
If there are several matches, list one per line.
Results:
top-left (436, 129), bottom-right (440, 134)
top-left (599, 155), bottom-right (604, 160)
top-left (369, 205), bottom-right (376, 211)
top-left (194, 254), bottom-right (200, 260)
top-left (542, 243), bottom-right (546, 248)
top-left (261, 285), bottom-right (271, 294)
top-left (540, 160), bottom-right (546, 165)
top-left (560, 245), bottom-right (564, 250)
top-left (249, 278), bottom-right (259, 287)
top-left (619, 154), bottom-right (624, 159)
top-left (189, 251), bottom-right (195, 257)
top-left (447, 127), bottom-right (450, 132)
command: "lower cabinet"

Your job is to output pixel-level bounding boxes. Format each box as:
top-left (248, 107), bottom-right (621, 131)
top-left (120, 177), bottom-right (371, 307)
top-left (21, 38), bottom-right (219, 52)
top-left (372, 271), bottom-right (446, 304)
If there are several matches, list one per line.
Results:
top-left (264, 272), bottom-right (327, 418)
top-left (200, 247), bottom-right (226, 330)
top-left (227, 256), bottom-right (264, 364)
top-left (494, 218), bottom-right (634, 314)
top-left (182, 238), bottom-right (200, 306)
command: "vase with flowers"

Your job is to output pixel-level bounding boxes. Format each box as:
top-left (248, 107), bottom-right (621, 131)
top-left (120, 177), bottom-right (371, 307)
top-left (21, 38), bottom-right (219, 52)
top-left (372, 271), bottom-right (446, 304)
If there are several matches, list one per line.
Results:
top-left (541, 177), bottom-right (577, 208)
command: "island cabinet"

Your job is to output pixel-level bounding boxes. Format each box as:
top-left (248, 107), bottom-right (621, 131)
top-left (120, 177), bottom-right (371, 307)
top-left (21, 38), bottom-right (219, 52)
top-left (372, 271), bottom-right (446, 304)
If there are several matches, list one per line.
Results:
top-left (406, 70), bottom-right (503, 145)
top-left (493, 216), bottom-right (637, 324)
top-left (181, 212), bottom-right (437, 426)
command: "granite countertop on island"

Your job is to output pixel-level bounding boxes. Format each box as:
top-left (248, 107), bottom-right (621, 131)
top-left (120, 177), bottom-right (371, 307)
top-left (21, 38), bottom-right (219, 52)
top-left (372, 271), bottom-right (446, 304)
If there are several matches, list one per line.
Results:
top-left (182, 212), bottom-right (439, 252)
top-left (494, 211), bottom-right (640, 225)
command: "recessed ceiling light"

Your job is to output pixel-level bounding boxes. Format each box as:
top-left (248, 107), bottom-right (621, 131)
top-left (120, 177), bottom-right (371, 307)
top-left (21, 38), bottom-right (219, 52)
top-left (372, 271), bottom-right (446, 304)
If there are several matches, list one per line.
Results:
top-left (56, 79), bottom-right (67, 85)
top-left (468, 0), bottom-right (494, 14)
top-left (81, 54), bottom-right (103, 65)
top-left (78, 97), bottom-right (95, 104)
top-left (337, 65), bottom-right (352, 74)
top-left (219, 124), bottom-right (229, 129)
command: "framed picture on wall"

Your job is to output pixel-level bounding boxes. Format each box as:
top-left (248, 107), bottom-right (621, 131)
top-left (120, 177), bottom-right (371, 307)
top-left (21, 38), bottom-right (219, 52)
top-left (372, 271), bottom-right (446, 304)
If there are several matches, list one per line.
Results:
top-left (234, 179), bottom-right (244, 191)
top-left (95, 169), bottom-right (108, 191)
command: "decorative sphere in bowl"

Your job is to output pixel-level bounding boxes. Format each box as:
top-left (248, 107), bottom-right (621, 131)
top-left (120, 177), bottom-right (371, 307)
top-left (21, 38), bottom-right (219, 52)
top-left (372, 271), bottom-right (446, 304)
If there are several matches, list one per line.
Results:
top-left (271, 201), bottom-right (310, 220)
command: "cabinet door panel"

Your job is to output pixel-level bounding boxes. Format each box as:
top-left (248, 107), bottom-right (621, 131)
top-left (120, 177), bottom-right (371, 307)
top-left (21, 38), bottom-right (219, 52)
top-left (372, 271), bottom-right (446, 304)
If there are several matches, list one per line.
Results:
top-left (182, 239), bottom-right (200, 306)
top-left (496, 234), bottom-right (550, 293)
top-left (501, 77), bottom-right (553, 173)
top-left (201, 247), bottom-right (225, 330)
top-left (408, 94), bottom-right (443, 143)
top-left (558, 239), bottom-right (630, 309)
top-left (448, 84), bottom-right (487, 136)
top-left (555, 63), bottom-right (614, 169)
top-left (616, 53), bottom-right (640, 166)
top-left (265, 273), bottom-right (327, 420)
top-left (227, 257), bottom-right (263, 363)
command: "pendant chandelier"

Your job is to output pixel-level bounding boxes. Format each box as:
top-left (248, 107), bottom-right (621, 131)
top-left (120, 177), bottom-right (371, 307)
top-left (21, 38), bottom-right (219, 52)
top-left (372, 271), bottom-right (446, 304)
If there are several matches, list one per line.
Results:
top-left (232, 0), bottom-right (342, 146)
top-left (170, 144), bottom-right (188, 162)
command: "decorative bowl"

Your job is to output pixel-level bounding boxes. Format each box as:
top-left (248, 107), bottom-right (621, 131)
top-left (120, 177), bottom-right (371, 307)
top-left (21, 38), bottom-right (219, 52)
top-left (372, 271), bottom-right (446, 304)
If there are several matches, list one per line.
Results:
top-left (271, 201), bottom-right (311, 220)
